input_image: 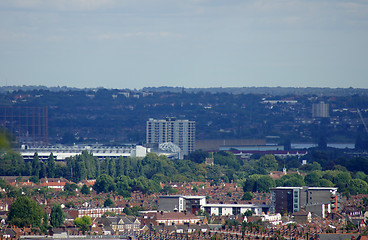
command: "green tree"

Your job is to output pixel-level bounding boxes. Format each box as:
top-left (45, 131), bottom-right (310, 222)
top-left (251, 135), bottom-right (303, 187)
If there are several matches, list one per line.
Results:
top-left (80, 184), bottom-right (90, 195)
top-left (186, 150), bottom-right (209, 164)
top-left (242, 192), bottom-right (253, 201)
top-left (50, 204), bottom-right (65, 228)
top-left (304, 171), bottom-right (323, 186)
top-left (333, 171), bottom-right (352, 193)
top-left (7, 196), bottom-right (43, 228)
top-left (245, 175), bottom-right (275, 192)
top-left (257, 155), bottom-right (278, 173)
top-left (64, 183), bottom-right (78, 195)
top-left (108, 158), bottom-right (116, 178)
top-left (74, 215), bottom-right (91, 234)
top-left (47, 153), bottom-right (55, 178)
top-left (40, 211), bottom-right (50, 234)
top-left (93, 174), bottom-right (115, 193)
top-left (39, 162), bottom-right (47, 179)
top-left (115, 175), bottom-right (132, 197)
top-left (104, 198), bottom-right (114, 207)
top-left (276, 173), bottom-right (305, 187)
top-left (347, 179), bottom-right (368, 195)
top-left (32, 152), bottom-right (41, 177)
top-left (300, 161), bottom-right (323, 172)
top-left (254, 175), bottom-right (276, 192)
top-left (0, 151), bottom-right (27, 176)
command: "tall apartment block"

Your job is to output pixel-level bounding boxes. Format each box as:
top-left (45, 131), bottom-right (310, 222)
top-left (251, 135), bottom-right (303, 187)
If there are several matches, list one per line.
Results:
top-left (146, 117), bottom-right (195, 157)
top-left (270, 186), bottom-right (338, 218)
top-left (312, 101), bottom-right (330, 118)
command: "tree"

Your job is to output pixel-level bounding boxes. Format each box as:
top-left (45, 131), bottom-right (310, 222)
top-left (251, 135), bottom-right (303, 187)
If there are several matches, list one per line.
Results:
top-left (50, 204), bottom-right (65, 228)
top-left (93, 174), bottom-right (115, 194)
top-left (254, 175), bottom-right (276, 192)
top-left (333, 171), bottom-right (352, 193)
top-left (80, 184), bottom-right (90, 195)
top-left (47, 153), bottom-right (55, 178)
top-left (40, 211), bottom-right (50, 234)
top-left (300, 162), bottom-right (322, 172)
top-left (276, 173), bottom-right (305, 187)
top-left (347, 179), bottom-right (368, 195)
top-left (39, 162), bottom-right (46, 179)
top-left (7, 196), bottom-right (43, 228)
top-left (74, 215), bottom-right (91, 234)
top-left (257, 155), bottom-right (278, 173)
top-left (244, 175), bottom-right (276, 192)
top-left (32, 152), bottom-right (41, 177)
top-left (104, 198), bottom-right (114, 207)
top-left (64, 182), bottom-right (78, 195)
top-left (186, 150), bottom-right (209, 164)
top-left (242, 192), bottom-right (253, 201)
top-left (304, 171), bottom-right (323, 186)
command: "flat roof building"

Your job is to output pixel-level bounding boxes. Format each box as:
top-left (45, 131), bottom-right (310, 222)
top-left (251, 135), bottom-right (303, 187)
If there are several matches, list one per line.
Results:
top-left (270, 186), bottom-right (338, 218)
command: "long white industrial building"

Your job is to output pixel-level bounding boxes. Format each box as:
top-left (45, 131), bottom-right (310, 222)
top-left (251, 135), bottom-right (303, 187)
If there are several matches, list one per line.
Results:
top-left (19, 145), bottom-right (150, 161)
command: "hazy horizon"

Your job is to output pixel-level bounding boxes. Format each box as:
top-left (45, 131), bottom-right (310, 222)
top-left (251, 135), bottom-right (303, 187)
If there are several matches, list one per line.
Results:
top-left (1, 0), bottom-right (367, 89)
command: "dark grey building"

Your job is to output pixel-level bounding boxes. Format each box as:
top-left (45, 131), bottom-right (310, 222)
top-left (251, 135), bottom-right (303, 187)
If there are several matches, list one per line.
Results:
top-left (270, 186), bottom-right (338, 217)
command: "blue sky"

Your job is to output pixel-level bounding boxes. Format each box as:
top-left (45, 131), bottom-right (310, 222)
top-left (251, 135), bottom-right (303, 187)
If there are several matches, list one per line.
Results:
top-left (0, 0), bottom-right (367, 89)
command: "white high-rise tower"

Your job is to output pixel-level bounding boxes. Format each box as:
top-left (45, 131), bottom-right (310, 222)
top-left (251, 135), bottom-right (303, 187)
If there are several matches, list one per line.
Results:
top-left (146, 117), bottom-right (195, 157)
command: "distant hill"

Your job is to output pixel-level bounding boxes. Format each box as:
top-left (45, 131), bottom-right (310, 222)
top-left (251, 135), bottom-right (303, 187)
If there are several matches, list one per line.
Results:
top-left (142, 86), bottom-right (368, 96)
top-left (1, 85), bottom-right (368, 96)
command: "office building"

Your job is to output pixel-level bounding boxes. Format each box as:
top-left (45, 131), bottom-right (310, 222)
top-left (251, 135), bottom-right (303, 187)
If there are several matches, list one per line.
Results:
top-left (146, 117), bottom-right (195, 157)
top-left (270, 186), bottom-right (338, 218)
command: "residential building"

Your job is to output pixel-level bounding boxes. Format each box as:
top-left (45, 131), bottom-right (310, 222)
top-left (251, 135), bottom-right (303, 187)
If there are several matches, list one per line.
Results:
top-left (97, 216), bottom-right (141, 233)
top-left (312, 101), bottom-right (330, 118)
top-left (64, 207), bottom-right (125, 219)
top-left (159, 195), bottom-right (269, 216)
top-left (159, 195), bottom-right (206, 214)
top-left (146, 117), bottom-right (195, 157)
top-left (140, 211), bottom-right (202, 226)
top-left (203, 203), bottom-right (269, 216)
top-left (270, 186), bottom-right (338, 217)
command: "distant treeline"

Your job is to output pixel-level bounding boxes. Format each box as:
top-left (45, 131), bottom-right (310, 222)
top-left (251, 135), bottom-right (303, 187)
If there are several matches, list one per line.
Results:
top-left (2, 147), bottom-right (368, 197)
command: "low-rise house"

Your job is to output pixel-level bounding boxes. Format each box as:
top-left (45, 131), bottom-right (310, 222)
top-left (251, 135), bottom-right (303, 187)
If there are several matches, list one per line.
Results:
top-left (293, 210), bottom-right (312, 224)
top-left (64, 207), bottom-right (125, 219)
top-left (141, 211), bottom-right (202, 226)
top-left (39, 178), bottom-right (69, 191)
top-left (103, 216), bottom-right (141, 233)
top-left (261, 213), bottom-right (282, 225)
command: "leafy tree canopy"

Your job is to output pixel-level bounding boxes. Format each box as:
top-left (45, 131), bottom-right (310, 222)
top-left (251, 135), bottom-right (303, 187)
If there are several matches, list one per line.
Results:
top-left (50, 204), bottom-right (65, 228)
top-left (7, 196), bottom-right (43, 228)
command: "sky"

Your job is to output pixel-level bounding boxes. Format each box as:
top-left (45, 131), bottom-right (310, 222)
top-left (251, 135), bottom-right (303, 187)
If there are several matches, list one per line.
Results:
top-left (0, 0), bottom-right (367, 89)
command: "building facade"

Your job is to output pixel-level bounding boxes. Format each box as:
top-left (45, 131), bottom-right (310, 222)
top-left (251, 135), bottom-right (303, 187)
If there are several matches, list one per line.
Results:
top-left (146, 117), bottom-right (195, 157)
top-left (159, 195), bottom-right (269, 216)
top-left (312, 101), bottom-right (330, 118)
top-left (159, 195), bottom-right (206, 215)
top-left (270, 186), bottom-right (338, 218)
